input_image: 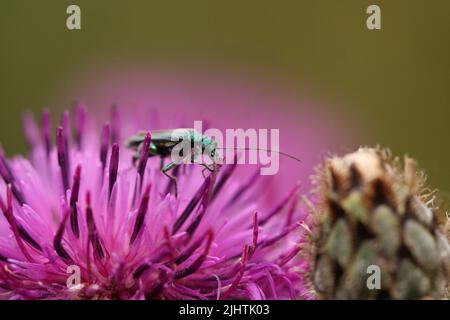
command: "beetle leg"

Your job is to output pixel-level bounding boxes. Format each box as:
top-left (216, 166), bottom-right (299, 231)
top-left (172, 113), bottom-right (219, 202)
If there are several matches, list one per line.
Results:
top-left (131, 144), bottom-right (143, 165)
top-left (132, 152), bottom-right (139, 165)
top-left (201, 167), bottom-right (208, 179)
top-left (200, 163), bottom-right (215, 178)
top-left (162, 161), bottom-right (179, 197)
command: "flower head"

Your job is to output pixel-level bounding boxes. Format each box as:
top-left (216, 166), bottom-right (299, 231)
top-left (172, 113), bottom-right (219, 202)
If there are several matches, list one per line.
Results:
top-left (0, 105), bottom-right (310, 300)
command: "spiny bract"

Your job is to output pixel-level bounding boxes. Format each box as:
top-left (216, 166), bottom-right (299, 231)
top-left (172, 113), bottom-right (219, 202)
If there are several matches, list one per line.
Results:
top-left (310, 147), bottom-right (450, 299)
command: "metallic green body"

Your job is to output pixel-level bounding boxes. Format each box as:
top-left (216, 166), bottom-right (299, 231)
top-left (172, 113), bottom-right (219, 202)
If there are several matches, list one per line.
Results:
top-left (126, 129), bottom-right (219, 197)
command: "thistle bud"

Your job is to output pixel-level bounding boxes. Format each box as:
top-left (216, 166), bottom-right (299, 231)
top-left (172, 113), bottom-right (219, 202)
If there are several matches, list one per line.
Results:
top-left (310, 147), bottom-right (450, 299)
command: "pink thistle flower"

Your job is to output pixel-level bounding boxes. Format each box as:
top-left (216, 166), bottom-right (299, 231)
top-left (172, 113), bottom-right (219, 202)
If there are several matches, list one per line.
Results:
top-left (0, 105), bottom-right (310, 300)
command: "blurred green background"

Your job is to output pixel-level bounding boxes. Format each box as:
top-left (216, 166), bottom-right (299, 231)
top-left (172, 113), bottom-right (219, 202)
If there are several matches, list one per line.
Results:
top-left (0, 1), bottom-right (449, 193)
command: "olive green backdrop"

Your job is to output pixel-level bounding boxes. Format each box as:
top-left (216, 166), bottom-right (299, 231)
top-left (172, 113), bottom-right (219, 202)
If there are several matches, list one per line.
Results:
top-left (1, 1), bottom-right (449, 193)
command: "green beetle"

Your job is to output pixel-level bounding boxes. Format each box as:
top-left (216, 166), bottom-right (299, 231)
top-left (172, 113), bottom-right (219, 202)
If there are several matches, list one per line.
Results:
top-left (127, 129), bottom-right (221, 196)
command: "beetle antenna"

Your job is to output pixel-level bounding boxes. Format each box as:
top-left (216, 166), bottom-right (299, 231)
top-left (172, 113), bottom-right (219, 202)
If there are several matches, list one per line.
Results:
top-left (217, 147), bottom-right (301, 163)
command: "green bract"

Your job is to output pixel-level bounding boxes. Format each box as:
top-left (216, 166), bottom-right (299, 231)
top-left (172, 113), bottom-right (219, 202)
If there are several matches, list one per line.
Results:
top-left (310, 147), bottom-right (450, 299)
